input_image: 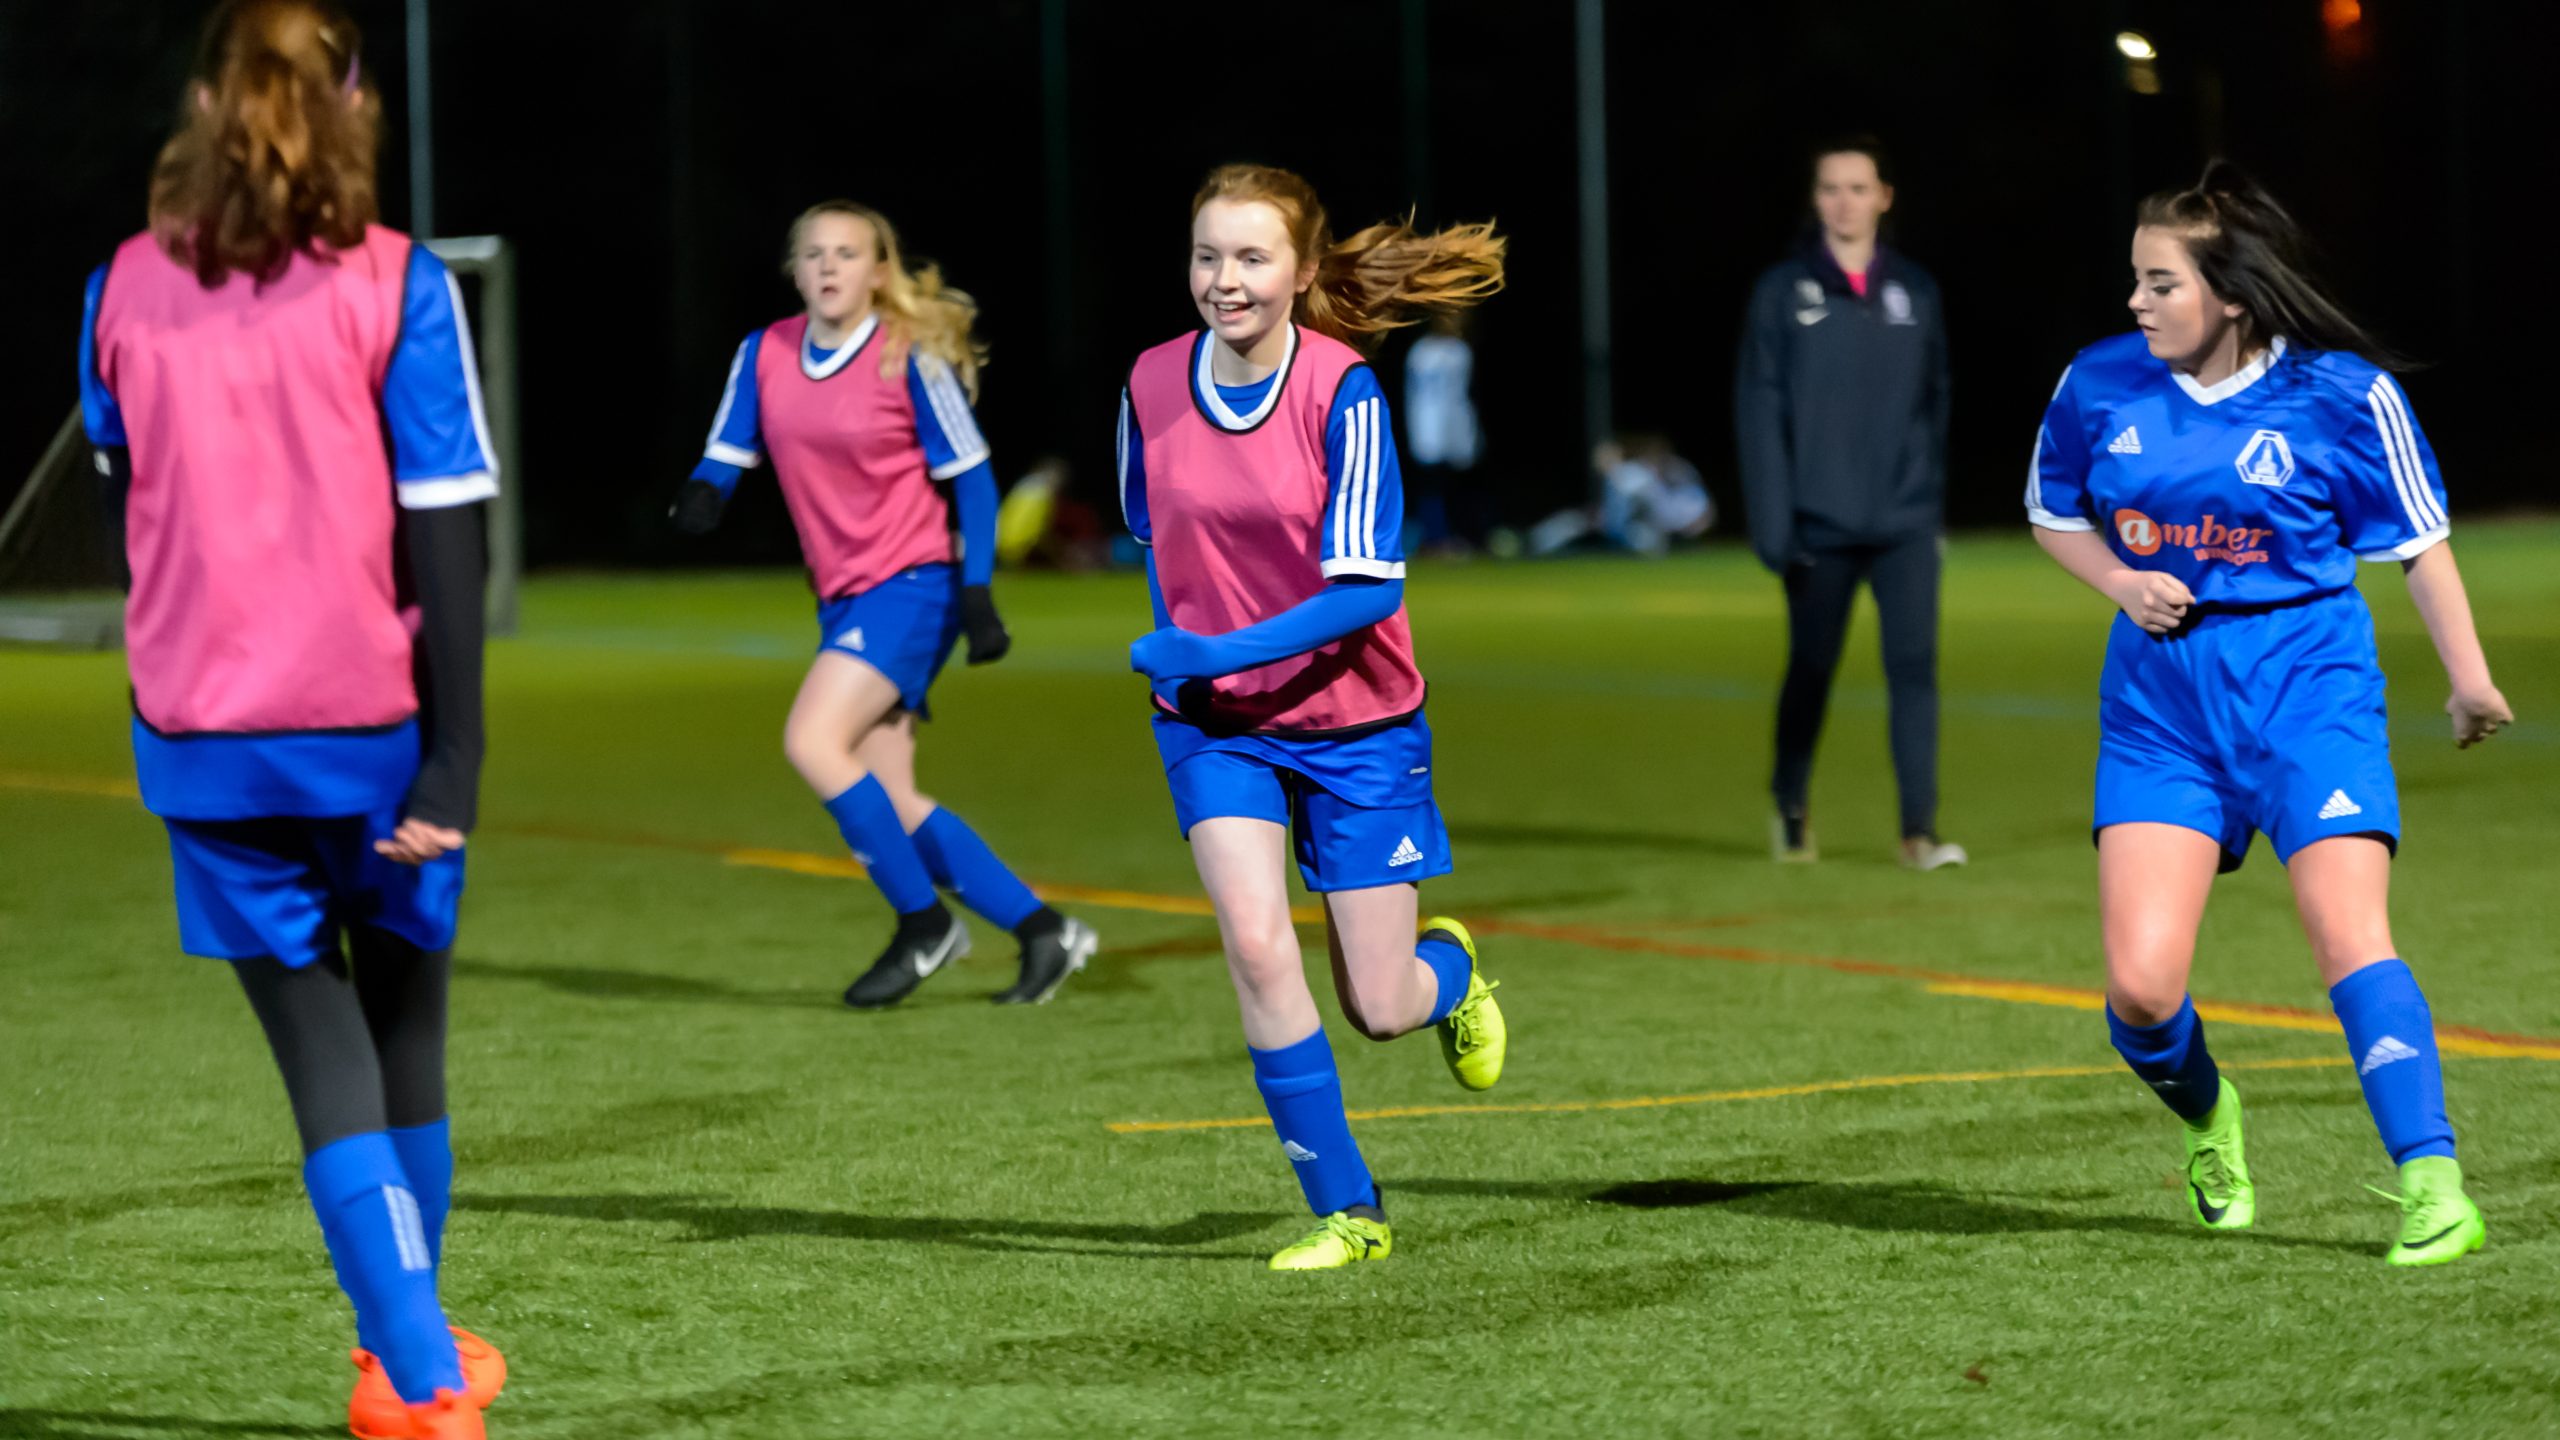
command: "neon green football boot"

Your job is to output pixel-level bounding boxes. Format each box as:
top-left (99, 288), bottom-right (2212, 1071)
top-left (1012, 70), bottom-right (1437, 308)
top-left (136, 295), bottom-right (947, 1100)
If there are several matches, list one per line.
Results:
top-left (1268, 1209), bottom-right (1393, 1272)
top-left (2182, 1077), bottom-right (2256, 1230)
top-left (1423, 917), bottom-right (1505, 1092)
top-left (2382, 1156), bottom-right (2485, 1268)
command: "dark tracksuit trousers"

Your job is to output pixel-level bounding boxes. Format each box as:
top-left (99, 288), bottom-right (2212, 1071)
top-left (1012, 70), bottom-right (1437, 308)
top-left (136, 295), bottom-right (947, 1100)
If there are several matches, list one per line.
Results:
top-left (1774, 534), bottom-right (1940, 838)
top-left (1735, 241), bottom-right (1953, 841)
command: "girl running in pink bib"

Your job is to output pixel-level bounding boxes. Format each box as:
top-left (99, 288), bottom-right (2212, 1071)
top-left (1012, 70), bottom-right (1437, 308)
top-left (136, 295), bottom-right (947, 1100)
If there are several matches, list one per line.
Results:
top-left (678, 203), bottom-right (1096, 1008)
top-left (1117, 164), bottom-right (1507, 1270)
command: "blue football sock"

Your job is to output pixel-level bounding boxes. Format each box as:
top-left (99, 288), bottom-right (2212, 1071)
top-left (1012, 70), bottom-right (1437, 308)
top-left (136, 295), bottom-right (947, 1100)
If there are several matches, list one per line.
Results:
top-left (822, 777), bottom-right (939, 914)
top-left (2106, 996), bottom-right (2222, 1124)
top-left (303, 1133), bottom-right (461, 1403)
top-left (911, 807), bottom-right (1043, 931)
top-left (2330, 959), bottom-right (2455, 1164)
top-left (1419, 936), bottom-right (1473, 1026)
top-left (1249, 1029), bottom-right (1378, 1216)
top-left (387, 1118), bottom-right (453, 1268)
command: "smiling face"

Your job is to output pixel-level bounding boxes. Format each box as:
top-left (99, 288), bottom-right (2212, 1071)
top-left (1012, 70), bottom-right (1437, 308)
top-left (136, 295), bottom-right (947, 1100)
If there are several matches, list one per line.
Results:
top-left (2127, 225), bottom-right (2247, 372)
top-left (1190, 198), bottom-right (1312, 362)
top-left (792, 211), bottom-right (881, 329)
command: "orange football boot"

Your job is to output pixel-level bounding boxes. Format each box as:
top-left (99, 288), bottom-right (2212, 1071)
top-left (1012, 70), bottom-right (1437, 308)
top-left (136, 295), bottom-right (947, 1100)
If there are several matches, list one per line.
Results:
top-left (396, 1389), bottom-right (485, 1440)
top-left (349, 1328), bottom-right (506, 1439)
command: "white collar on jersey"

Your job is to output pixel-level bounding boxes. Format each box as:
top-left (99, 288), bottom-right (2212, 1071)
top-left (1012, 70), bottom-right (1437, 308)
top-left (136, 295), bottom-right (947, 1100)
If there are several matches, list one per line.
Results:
top-left (1192, 324), bottom-right (1297, 431)
top-left (801, 313), bottom-right (881, 380)
top-left (2173, 334), bottom-right (2288, 406)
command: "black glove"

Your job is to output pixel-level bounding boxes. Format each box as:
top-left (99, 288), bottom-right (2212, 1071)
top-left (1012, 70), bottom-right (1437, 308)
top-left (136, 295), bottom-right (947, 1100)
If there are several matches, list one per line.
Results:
top-left (960, 584), bottom-right (1011, 665)
top-left (671, 479), bottom-right (726, 535)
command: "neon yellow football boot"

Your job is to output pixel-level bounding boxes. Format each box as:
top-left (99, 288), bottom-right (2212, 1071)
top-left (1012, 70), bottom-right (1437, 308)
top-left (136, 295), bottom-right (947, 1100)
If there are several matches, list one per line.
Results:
top-left (1423, 917), bottom-right (1505, 1092)
top-left (2382, 1156), bottom-right (2486, 1268)
top-left (1268, 1209), bottom-right (1393, 1271)
top-left (2182, 1077), bottom-right (2256, 1230)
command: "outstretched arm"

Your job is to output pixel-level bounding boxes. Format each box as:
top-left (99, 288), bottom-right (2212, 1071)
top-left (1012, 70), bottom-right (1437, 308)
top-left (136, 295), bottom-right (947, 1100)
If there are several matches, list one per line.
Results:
top-left (1130, 576), bottom-right (1403, 684)
top-left (2401, 541), bottom-right (2511, 747)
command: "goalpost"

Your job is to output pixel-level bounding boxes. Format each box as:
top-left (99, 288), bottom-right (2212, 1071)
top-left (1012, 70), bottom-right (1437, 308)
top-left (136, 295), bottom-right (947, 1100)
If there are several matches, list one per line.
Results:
top-left (0, 234), bottom-right (523, 648)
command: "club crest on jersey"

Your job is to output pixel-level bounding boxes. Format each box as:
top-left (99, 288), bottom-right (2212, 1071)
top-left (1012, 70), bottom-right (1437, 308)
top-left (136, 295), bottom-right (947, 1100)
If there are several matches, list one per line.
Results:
top-left (2113, 508), bottom-right (2274, 566)
top-left (2235, 429), bottom-right (2295, 488)
top-left (1882, 282), bottom-right (1914, 324)
top-left (1794, 277), bottom-right (1829, 326)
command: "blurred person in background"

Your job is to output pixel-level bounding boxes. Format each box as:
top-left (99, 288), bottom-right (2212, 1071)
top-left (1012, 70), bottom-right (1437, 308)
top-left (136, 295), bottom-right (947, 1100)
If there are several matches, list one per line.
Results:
top-left (1735, 135), bottom-right (1962, 870)
top-left (675, 201), bottom-right (1097, 1008)
top-left (1402, 310), bottom-right (1485, 551)
top-left (1526, 434), bottom-right (1713, 557)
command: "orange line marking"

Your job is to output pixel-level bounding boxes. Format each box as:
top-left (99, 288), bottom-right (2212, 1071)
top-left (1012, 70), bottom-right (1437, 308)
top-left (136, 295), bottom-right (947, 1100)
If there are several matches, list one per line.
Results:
top-left (14, 770), bottom-right (2559, 1059)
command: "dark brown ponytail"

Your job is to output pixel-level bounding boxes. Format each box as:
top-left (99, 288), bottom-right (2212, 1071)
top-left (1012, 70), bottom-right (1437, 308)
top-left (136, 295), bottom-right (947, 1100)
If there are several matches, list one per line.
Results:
top-left (2136, 161), bottom-right (2412, 370)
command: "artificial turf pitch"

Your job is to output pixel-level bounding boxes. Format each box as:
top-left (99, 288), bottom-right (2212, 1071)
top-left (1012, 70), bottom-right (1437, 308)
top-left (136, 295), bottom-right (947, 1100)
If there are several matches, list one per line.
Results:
top-left (4, 524), bottom-right (2557, 1439)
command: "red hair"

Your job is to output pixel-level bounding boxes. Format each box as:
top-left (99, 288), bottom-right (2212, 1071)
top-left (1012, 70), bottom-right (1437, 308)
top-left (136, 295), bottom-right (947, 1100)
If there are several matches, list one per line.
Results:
top-left (149, 0), bottom-right (379, 288)
top-left (1192, 164), bottom-right (1505, 349)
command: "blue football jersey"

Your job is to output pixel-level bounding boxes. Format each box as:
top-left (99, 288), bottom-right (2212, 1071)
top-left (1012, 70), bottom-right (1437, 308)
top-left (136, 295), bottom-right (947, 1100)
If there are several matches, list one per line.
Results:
top-left (2025, 333), bottom-right (2449, 608)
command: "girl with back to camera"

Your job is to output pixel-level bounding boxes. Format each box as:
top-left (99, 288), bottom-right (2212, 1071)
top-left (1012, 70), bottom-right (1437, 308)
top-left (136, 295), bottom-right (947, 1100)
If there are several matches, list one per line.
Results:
top-left (80, 2), bottom-right (508, 1433)
top-left (1118, 164), bottom-right (1508, 1270)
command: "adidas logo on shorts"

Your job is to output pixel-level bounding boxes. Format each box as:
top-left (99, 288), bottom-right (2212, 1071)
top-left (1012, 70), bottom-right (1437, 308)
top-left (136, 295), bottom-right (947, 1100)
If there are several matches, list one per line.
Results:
top-left (835, 627), bottom-right (865, 652)
top-left (2317, 789), bottom-right (2363, 820)
top-left (2108, 425), bottom-right (2143, 454)
top-left (2359, 1035), bottom-right (2421, 1076)
top-left (1387, 836), bottom-right (1425, 868)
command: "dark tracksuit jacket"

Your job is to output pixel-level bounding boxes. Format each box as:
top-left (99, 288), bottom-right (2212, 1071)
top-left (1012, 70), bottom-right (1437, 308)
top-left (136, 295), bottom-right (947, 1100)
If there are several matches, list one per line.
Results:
top-left (1733, 240), bottom-right (1951, 569)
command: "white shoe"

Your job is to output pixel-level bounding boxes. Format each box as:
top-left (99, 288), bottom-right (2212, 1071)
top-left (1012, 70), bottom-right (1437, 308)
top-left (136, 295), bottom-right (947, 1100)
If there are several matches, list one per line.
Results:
top-left (1771, 814), bottom-right (1818, 864)
top-left (1900, 835), bottom-right (1968, 871)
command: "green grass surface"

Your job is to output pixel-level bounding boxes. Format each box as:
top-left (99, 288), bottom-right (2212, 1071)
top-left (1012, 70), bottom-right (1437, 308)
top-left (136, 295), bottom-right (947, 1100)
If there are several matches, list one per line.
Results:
top-left (5, 525), bottom-right (2559, 1438)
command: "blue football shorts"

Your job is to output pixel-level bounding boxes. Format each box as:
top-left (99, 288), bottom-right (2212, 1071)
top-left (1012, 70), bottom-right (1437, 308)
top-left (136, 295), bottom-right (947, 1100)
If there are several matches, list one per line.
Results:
top-left (814, 564), bottom-right (962, 717)
top-left (165, 807), bottom-right (466, 965)
top-left (1154, 711), bottom-right (1453, 894)
top-left (2092, 588), bottom-right (2401, 871)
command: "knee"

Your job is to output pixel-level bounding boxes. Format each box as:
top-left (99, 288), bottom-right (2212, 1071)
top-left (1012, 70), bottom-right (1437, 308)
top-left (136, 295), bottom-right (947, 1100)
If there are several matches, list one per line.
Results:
top-left (1342, 1004), bottom-right (1402, 1043)
top-left (780, 720), bottom-right (828, 776)
top-left (2106, 982), bottom-right (2186, 1029)
top-left (1225, 919), bottom-right (1302, 1003)
top-left (893, 792), bottom-right (938, 833)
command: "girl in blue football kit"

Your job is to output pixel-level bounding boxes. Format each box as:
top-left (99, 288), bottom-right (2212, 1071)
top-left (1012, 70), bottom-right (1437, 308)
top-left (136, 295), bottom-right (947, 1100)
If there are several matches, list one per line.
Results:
top-left (2027, 164), bottom-right (2513, 1266)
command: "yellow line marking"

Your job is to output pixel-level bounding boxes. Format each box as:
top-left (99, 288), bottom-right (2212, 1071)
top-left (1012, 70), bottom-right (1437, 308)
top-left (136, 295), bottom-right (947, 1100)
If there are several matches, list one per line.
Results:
top-left (0, 769), bottom-right (139, 800)
top-left (1105, 1055), bottom-right (2381, 1134)
top-left (721, 846), bottom-right (1328, 922)
top-left (1924, 979), bottom-right (2560, 1060)
top-left (15, 769), bottom-right (2560, 1060)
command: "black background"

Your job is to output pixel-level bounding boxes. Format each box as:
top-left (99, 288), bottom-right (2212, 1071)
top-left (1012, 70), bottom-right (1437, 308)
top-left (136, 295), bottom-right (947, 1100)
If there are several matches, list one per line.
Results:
top-left (4, 0), bottom-right (2542, 568)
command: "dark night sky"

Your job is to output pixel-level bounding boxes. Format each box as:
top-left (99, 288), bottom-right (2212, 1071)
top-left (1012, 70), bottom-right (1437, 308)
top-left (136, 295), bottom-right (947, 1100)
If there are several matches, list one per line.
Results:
top-left (3, 0), bottom-right (2543, 569)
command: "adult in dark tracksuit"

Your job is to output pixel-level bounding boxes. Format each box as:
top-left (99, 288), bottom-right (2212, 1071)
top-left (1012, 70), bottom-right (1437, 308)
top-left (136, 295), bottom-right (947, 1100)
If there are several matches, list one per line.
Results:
top-left (1734, 138), bottom-right (1965, 869)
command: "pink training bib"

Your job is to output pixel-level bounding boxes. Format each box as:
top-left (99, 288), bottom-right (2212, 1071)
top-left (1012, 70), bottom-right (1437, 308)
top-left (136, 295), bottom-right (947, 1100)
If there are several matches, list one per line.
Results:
top-left (755, 314), bottom-right (954, 598)
top-left (1128, 326), bottom-right (1425, 735)
top-left (96, 226), bottom-right (418, 736)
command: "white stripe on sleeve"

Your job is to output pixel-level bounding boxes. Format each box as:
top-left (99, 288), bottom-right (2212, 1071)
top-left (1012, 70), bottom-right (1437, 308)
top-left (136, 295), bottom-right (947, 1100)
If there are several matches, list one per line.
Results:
top-left (1341, 404), bottom-right (1361, 561)
top-left (703, 338), bottom-right (761, 467)
top-left (443, 272), bottom-right (499, 486)
top-left (397, 473), bottom-right (501, 510)
top-left (920, 356), bottom-right (990, 479)
top-left (1116, 390), bottom-right (1149, 546)
top-left (1361, 398), bottom-right (1384, 560)
top-left (2368, 377), bottom-right (2447, 532)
